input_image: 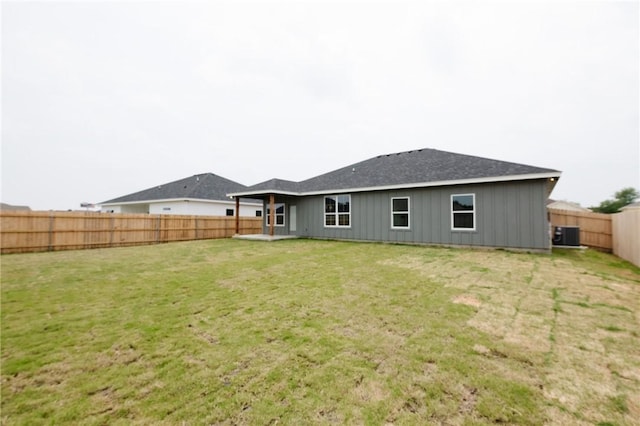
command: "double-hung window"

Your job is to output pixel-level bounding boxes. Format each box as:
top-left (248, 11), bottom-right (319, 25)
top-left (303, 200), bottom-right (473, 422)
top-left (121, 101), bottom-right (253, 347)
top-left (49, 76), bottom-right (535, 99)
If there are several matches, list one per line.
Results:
top-left (451, 194), bottom-right (475, 230)
top-left (266, 203), bottom-right (285, 227)
top-left (325, 195), bottom-right (350, 227)
top-left (391, 197), bottom-right (410, 229)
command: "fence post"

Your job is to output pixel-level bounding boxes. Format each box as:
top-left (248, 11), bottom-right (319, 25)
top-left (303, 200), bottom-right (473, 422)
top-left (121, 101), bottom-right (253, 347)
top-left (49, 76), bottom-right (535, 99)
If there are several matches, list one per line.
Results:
top-left (48, 212), bottom-right (55, 251)
top-left (108, 215), bottom-right (114, 248)
top-left (84, 213), bottom-right (90, 250)
top-left (235, 197), bottom-right (240, 235)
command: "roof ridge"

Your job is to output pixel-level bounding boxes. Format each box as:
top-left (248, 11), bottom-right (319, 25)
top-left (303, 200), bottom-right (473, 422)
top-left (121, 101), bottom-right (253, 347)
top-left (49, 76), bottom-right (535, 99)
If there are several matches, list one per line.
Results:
top-left (375, 147), bottom-right (429, 158)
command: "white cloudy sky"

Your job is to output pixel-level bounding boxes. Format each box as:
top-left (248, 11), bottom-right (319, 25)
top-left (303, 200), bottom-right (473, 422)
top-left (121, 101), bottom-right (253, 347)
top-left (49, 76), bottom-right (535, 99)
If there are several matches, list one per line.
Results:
top-left (2, 1), bottom-right (638, 210)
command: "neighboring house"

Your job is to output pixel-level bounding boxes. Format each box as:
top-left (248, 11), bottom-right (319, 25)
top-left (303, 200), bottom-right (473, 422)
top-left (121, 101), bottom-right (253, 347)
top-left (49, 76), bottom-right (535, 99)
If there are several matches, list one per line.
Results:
top-left (228, 148), bottom-right (561, 251)
top-left (0, 203), bottom-right (31, 211)
top-left (547, 199), bottom-right (591, 212)
top-left (621, 201), bottom-right (640, 211)
top-left (100, 173), bottom-right (262, 217)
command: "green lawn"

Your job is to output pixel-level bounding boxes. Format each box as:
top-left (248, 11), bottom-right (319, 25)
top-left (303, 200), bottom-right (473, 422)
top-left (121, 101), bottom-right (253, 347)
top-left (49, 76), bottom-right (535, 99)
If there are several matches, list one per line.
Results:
top-left (2, 239), bottom-right (639, 425)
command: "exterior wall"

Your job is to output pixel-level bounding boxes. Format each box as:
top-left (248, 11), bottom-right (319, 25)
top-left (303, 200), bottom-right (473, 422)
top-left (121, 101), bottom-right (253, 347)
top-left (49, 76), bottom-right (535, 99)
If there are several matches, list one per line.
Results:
top-left (102, 200), bottom-right (262, 217)
top-left (120, 204), bottom-right (148, 214)
top-left (293, 179), bottom-right (550, 250)
top-left (101, 205), bottom-right (123, 213)
top-left (261, 196), bottom-right (297, 236)
top-left (149, 200), bottom-right (227, 216)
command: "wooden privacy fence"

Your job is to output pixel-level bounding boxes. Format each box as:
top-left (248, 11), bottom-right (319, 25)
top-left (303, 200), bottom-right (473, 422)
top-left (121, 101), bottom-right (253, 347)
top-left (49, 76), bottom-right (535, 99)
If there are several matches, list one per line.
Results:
top-left (0, 211), bottom-right (263, 254)
top-left (612, 207), bottom-right (640, 267)
top-left (549, 209), bottom-right (612, 251)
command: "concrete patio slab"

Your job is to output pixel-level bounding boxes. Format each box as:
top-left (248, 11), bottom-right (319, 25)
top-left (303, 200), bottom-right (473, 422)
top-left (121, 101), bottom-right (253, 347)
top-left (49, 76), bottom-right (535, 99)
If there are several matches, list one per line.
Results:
top-left (233, 234), bottom-right (299, 241)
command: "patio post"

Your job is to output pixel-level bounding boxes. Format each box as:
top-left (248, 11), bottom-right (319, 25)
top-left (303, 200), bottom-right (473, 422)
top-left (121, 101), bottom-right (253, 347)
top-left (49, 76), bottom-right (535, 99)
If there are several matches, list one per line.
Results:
top-left (269, 194), bottom-right (275, 237)
top-left (235, 196), bottom-right (240, 235)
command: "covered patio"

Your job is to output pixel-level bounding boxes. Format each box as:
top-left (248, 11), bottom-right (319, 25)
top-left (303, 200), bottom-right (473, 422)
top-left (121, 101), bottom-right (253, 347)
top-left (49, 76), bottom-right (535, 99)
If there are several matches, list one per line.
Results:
top-left (231, 187), bottom-right (295, 237)
top-left (230, 178), bottom-right (301, 238)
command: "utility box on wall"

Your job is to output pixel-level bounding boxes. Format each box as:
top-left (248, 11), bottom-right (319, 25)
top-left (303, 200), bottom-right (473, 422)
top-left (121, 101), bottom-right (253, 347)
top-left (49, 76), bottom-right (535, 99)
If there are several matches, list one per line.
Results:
top-left (553, 226), bottom-right (580, 246)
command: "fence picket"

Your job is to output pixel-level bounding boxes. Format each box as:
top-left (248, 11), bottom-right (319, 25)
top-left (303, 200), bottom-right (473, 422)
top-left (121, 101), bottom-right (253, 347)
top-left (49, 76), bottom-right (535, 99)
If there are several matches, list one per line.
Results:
top-left (612, 207), bottom-right (640, 267)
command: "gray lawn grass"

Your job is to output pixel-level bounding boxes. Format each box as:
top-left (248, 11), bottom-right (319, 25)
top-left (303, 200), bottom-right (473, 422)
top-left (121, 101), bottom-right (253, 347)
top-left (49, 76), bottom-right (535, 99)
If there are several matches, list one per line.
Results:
top-left (2, 239), bottom-right (639, 425)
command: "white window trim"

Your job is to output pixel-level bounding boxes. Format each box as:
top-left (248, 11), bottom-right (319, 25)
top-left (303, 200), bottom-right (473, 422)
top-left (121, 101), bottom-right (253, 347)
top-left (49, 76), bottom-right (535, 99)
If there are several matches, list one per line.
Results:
top-left (324, 195), bottom-right (351, 228)
top-left (451, 193), bottom-right (476, 231)
top-left (391, 197), bottom-right (410, 230)
top-left (266, 203), bottom-right (285, 227)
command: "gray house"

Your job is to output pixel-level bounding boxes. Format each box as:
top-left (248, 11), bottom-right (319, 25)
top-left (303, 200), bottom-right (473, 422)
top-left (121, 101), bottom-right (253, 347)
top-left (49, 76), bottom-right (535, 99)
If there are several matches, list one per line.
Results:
top-left (228, 148), bottom-right (561, 251)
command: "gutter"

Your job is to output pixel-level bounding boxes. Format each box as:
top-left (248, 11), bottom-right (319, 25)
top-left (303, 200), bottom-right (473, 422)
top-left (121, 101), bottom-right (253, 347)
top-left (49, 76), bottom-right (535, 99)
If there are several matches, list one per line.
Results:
top-left (227, 172), bottom-right (562, 198)
top-left (99, 197), bottom-right (262, 207)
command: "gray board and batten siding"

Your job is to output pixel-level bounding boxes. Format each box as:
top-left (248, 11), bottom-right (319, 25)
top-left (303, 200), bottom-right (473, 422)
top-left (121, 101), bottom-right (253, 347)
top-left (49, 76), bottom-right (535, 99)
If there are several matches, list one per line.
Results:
top-left (260, 179), bottom-right (550, 251)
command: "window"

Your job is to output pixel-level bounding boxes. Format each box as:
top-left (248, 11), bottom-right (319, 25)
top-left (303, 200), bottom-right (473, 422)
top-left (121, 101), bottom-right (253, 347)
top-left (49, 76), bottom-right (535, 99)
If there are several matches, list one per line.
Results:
top-left (325, 195), bottom-right (350, 227)
top-left (391, 197), bottom-right (410, 229)
top-left (266, 203), bottom-right (285, 227)
top-left (451, 194), bottom-right (475, 230)
top-left (255, 210), bottom-right (262, 217)
top-left (226, 209), bottom-right (234, 216)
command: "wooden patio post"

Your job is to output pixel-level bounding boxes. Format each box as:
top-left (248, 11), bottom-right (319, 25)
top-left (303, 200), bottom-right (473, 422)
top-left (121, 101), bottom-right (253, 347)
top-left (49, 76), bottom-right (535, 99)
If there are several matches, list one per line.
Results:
top-left (269, 194), bottom-right (275, 237)
top-left (235, 196), bottom-right (240, 235)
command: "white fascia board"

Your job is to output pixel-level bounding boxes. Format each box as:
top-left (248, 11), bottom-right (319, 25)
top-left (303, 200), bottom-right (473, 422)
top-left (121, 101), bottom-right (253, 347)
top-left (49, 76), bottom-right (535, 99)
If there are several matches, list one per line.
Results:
top-left (228, 172), bottom-right (561, 198)
top-left (213, 199), bottom-right (263, 206)
top-left (302, 172), bottom-right (562, 195)
top-left (227, 190), bottom-right (300, 198)
top-left (100, 198), bottom-right (261, 207)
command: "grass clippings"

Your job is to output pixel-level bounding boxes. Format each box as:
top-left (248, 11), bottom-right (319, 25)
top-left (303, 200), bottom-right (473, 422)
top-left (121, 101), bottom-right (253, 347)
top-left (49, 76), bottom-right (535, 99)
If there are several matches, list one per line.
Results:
top-left (1, 239), bottom-right (639, 425)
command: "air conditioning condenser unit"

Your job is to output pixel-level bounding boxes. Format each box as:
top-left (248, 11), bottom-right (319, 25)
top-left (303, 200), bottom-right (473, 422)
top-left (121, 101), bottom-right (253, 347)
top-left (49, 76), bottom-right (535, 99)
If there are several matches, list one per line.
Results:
top-left (553, 226), bottom-right (580, 247)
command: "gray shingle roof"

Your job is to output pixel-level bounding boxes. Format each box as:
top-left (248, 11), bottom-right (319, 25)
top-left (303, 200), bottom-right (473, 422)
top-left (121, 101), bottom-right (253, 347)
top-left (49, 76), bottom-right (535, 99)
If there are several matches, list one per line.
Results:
top-left (101, 173), bottom-right (252, 204)
top-left (235, 148), bottom-right (560, 195)
top-left (243, 178), bottom-right (300, 194)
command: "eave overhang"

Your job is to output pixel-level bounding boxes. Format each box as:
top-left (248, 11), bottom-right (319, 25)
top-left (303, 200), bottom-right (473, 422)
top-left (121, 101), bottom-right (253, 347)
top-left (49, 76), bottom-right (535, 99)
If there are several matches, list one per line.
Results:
top-left (227, 172), bottom-right (562, 199)
top-left (99, 197), bottom-right (261, 207)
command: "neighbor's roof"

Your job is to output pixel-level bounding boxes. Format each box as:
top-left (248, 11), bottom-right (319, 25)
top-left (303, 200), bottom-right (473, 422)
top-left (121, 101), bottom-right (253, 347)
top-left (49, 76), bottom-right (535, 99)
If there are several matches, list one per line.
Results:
top-left (242, 178), bottom-right (300, 195)
top-left (229, 148), bottom-right (561, 197)
top-left (0, 202), bottom-right (31, 211)
top-left (547, 200), bottom-right (590, 212)
top-left (622, 201), bottom-right (640, 210)
top-left (101, 173), bottom-right (256, 205)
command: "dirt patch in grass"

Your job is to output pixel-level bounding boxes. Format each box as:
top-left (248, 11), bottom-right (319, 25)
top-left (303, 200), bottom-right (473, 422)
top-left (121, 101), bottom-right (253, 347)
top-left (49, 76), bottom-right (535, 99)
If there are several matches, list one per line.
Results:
top-left (452, 294), bottom-right (481, 308)
top-left (353, 376), bottom-right (388, 403)
top-left (459, 385), bottom-right (478, 415)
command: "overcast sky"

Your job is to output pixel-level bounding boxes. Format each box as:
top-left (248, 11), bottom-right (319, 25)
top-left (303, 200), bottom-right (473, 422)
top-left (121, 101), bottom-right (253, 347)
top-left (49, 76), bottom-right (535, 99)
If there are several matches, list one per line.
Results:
top-left (2, 1), bottom-right (638, 211)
